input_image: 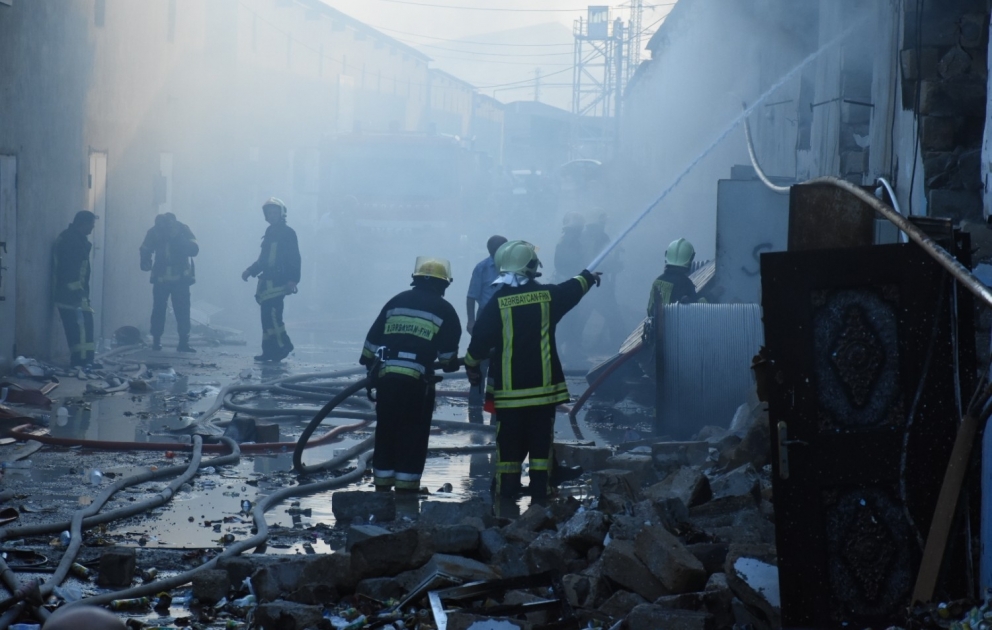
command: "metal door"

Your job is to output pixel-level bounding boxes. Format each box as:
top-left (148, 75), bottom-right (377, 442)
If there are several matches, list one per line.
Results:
top-left (761, 243), bottom-right (966, 626)
top-left (87, 151), bottom-right (107, 341)
top-left (0, 156), bottom-right (16, 369)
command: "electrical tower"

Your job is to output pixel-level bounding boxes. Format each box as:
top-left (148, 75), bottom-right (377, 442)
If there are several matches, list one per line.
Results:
top-left (571, 6), bottom-right (616, 119)
top-left (628, 0), bottom-right (643, 83)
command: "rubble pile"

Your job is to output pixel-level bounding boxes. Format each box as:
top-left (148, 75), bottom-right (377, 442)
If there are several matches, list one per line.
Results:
top-left (166, 399), bottom-right (777, 630)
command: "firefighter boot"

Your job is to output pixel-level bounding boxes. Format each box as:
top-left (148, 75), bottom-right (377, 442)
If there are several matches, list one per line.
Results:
top-left (177, 336), bottom-right (196, 353)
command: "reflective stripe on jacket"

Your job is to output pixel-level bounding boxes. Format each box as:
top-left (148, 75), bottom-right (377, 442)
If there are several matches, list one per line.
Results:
top-left (465, 270), bottom-right (594, 409)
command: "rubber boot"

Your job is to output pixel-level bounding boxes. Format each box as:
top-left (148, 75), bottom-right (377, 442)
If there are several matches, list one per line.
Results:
top-left (177, 337), bottom-right (196, 353)
top-left (152, 337), bottom-right (162, 352)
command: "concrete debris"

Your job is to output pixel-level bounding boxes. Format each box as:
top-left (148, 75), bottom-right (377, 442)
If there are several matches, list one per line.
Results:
top-left (255, 600), bottom-right (329, 630)
top-left (331, 489), bottom-right (396, 523)
top-left (97, 547), bottom-right (136, 588)
top-left (626, 604), bottom-right (713, 630)
top-left (634, 524), bottom-right (708, 594)
top-left (191, 568), bottom-right (230, 605)
top-left (725, 544), bottom-right (781, 629)
top-left (647, 467), bottom-right (712, 507)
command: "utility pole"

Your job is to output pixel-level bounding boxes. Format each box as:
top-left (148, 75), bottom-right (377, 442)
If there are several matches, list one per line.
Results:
top-left (534, 68), bottom-right (542, 102)
top-left (614, 19), bottom-right (624, 157)
top-left (630, 0), bottom-right (643, 82)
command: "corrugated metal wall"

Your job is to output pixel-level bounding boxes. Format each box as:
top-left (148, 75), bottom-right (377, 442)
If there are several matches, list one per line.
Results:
top-left (657, 303), bottom-right (764, 439)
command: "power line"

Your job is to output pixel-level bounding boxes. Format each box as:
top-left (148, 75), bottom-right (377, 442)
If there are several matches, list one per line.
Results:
top-left (409, 42), bottom-right (576, 57)
top-left (361, 24), bottom-right (577, 47)
top-left (361, 0), bottom-right (661, 12)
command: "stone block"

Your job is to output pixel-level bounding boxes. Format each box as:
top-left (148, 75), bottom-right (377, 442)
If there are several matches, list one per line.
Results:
top-left (192, 569), bottom-right (230, 605)
top-left (601, 539), bottom-right (666, 600)
top-left (690, 494), bottom-right (759, 532)
top-left (248, 554), bottom-right (350, 602)
top-left (355, 576), bottom-right (404, 602)
top-left (97, 547), bottom-right (136, 588)
top-left (419, 499), bottom-right (490, 526)
top-left (628, 604), bottom-right (713, 630)
top-left (503, 504), bottom-right (554, 541)
top-left (479, 527), bottom-right (507, 562)
top-left (960, 13), bottom-right (986, 48)
top-left (430, 524), bottom-right (480, 555)
top-left (255, 600), bottom-right (329, 630)
top-left (635, 525), bottom-right (707, 594)
top-left (729, 509), bottom-right (776, 545)
top-left (554, 442), bottom-right (612, 471)
top-left (652, 441), bottom-right (710, 467)
top-left (920, 79), bottom-right (987, 117)
top-left (350, 528), bottom-right (420, 579)
top-left (446, 613), bottom-right (529, 629)
top-left (345, 524), bottom-right (391, 552)
top-left (598, 590), bottom-right (648, 620)
top-left (591, 469), bottom-right (640, 502)
top-left (723, 408), bottom-right (770, 470)
top-left (331, 491), bottom-right (395, 523)
top-left (709, 465), bottom-right (760, 502)
top-left (218, 555), bottom-right (284, 588)
top-left (558, 509), bottom-right (609, 550)
top-left (598, 492), bottom-right (634, 516)
top-left (525, 531), bottom-right (575, 575)
top-left (646, 468), bottom-right (711, 508)
top-left (929, 188), bottom-right (983, 223)
top-left (687, 543), bottom-right (730, 576)
top-left (504, 589), bottom-right (553, 626)
top-left (562, 572), bottom-right (610, 609)
top-left (255, 421), bottom-right (280, 444)
top-left (921, 115), bottom-right (960, 151)
top-left (493, 541), bottom-right (530, 579)
top-left (604, 452), bottom-right (655, 487)
top-left (549, 495), bottom-right (581, 524)
top-left (901, 47), bottom-right (941, 81)
top-left (725, 544), bottom-right (781, 629)
top-left (939, 45), bottom-right (972, 79)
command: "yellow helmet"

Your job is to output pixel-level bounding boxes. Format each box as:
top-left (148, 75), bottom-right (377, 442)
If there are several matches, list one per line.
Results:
top-left (412, 256), bottom-right (453, 283)
top-left (665, 238), bottom-right (695, 268)
top-left (495, 240), bottom-right (542, 276)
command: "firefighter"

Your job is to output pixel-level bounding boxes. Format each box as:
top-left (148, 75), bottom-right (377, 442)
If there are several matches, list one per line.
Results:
top-left (53, 210), bottom-right (98, 367)
top-left (465, 240), bottom-right (600, 513)
top-left (465, 234), bottom-right (507, 413)
top-left (360, 257), bottom-right (462, 492)
top-left (242, 198), bottom-right (301, 363)
top-left (139, 212), bottom-right (199, 352)
top-left (647, 237), bottom-right (700, 314)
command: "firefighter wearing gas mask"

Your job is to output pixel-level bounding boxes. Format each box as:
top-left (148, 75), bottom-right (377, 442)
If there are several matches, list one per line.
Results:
top-left (360, 257), bottom-right (462, 493)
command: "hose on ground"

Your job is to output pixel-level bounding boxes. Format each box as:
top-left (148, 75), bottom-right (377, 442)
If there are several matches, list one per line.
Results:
top-left (293, 377), bottom-right (371, 474)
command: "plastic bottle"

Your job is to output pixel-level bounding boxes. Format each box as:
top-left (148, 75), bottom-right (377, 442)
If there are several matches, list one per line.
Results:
top-left (110, 597), bottom-right (151, 610)
top-left (9, 623), bottom-right (41, 630)
top-left (55, 407), bottom-right (69, 427)
top-left (89, 470), bottom-right (103, 485)
top-left (59, 531), bottom-right (71, 546)
top-left (1, 460), bottom-right (31, 470)
top-left (156, 368), bottom-right (177, 382)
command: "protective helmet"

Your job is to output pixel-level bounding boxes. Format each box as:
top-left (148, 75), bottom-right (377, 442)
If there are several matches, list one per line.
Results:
top-left (665, 238), bottom-right (695, 268)
top-left (562, 212), bottom-right (585, 229)
top-left (412, 256), bottom-right (453, 283)
top-left (495, 240), bottom-right (542, 276)
top-left (262, 197), bottom-right (288, 220)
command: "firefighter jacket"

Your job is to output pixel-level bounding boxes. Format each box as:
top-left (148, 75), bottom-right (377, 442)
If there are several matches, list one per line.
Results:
top-left (246, 221), bottom-right (301, 304)
top-left (139, 222), bottom-right (198, 285)
top-left (52, 225), bottom-right (93, 311)
top-left (360, 286), bottom-right (462, 380)
top-left (647, 266), bottom-right (698, 315)
top-left (465, 270), bottom-right (596, 409)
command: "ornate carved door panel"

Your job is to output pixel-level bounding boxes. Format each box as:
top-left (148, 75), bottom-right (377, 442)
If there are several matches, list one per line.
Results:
top-left (761, 243), bottom-right (966, 626)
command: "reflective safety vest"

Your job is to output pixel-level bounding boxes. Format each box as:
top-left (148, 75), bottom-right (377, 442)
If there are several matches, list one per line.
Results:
top-left (52, 226), bottom-right (93, 311)
top-left (245, 222), bottom-right (301, 304)
top-left (360, 287), bottom-right (461, 380)
top-left (465, 270), bottom-right (594, 409)
top-left (647, 266), bottom-right (698, 315)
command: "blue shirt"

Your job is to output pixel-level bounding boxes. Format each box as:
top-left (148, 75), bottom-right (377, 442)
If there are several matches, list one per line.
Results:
top-left (467, 256), bottom-right (500, 310)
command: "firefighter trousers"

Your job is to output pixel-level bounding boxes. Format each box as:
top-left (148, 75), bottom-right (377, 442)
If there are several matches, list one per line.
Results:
top-left (150, 281), bottom-right (191, 340)
top-left (373, 376), bottom-right (435, 491)
top-left (493, 403), bottom-right (556, 506)
top-left (58, 307), bottom-right (95, 366)
top-left (259, 296), bottom-right (293, 359)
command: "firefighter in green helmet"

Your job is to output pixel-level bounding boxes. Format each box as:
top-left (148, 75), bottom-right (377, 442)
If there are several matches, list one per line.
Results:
top-left (465, 240), bottom-right (600, 515)
top-left (647, 237), bottom-right (700, 314)
top-left (360, 257), bottom-right (462, 493)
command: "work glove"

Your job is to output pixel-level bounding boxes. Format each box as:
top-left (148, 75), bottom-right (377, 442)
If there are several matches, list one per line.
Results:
top-left (581, 269), bottom-right (602, 287)
top-left (466, 364), bottom-right (482, 387)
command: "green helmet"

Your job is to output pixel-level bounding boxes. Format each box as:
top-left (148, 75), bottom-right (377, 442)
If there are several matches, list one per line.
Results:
top-left (495, 240), bottom-right (542, 276)
top-left (665, 238), bottom-right (695, 268)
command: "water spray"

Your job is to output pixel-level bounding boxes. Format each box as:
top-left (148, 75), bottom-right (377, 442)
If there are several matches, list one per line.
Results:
top-left (585, 18), bottom-right (868, 272)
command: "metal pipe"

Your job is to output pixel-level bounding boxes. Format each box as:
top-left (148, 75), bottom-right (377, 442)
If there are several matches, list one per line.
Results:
top-left (803, 176), bottom-right (992, 310)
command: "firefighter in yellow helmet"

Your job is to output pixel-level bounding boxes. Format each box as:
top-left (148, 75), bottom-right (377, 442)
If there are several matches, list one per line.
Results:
top-left (242, 198), bottom-right (301, 362)
top-left (360, 257), bottom-right (462, 492)
top-left (647, 237), bottom-right (699, 314)
top-left (465, 240), bottom-right (600, 514)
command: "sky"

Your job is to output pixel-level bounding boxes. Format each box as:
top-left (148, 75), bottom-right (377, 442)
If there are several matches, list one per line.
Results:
top-left (322, 0), bottom-right (674, 109)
